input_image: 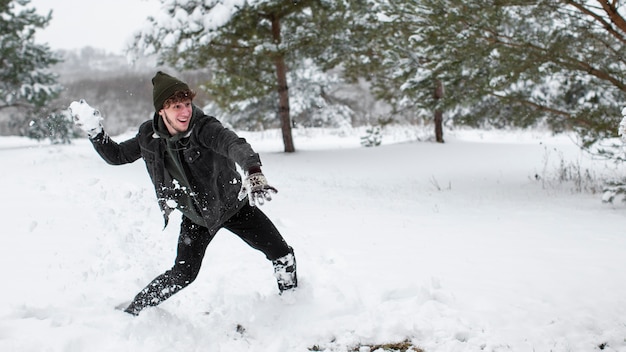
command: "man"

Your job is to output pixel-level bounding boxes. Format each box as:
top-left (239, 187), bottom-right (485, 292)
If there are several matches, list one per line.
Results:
top-left (70, 71), bottom-right (297, 316)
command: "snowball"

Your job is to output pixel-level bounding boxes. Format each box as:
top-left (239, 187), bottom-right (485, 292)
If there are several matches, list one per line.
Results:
top-left (68, 99), bottom-right (103, 132)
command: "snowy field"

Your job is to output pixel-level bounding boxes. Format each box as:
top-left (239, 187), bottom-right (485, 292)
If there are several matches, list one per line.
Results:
top-left (1, 126), bottom-right (626, 352)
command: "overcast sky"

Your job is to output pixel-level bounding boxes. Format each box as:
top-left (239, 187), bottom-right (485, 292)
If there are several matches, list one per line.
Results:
top-left (29, 0), bottom-right (162, 54)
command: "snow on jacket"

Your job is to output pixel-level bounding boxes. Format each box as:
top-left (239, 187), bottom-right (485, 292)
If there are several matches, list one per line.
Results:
top-left (90, 105), bottom-right (262, 232)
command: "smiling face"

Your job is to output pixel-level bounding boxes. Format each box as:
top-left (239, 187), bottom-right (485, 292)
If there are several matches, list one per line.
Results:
top-left (159, 99), bottom-right (193, 136)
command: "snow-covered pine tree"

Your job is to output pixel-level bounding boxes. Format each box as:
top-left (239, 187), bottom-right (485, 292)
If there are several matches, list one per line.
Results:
top-left (27, 110), bottom-right (75, 144)
top-left (129, 0), bottom-right (369, 153)
top-left (337, 0), bottom-right (450, 143)
top-left (360, 125), bottom-right (382, 147)
top-left (0, 0), bottom-right (62, 140)
top-left (344, 0), bottom-right (626, 155)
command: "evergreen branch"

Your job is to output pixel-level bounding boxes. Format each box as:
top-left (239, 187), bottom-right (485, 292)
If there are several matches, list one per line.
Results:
top-left (564, 0), bottom-right (626, 45)
top-left (0, 102), bottom-right (33, 111)
top-left (479, 27), bottom-right (626, 92)
top-left (491, 92), bottom-right (571, 119)
top-left (208, 40), bottom-right (254, 52)
top-left (490, 92), bottom-right (599, 130)
top-left (597, 0), bottom-right (626, 34)
top-left (555, 56), bottom-right (626, 92)
top-left (257, 0), bottom-right (315, 21)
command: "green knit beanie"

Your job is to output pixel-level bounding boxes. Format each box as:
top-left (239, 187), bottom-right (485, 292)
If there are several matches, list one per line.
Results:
top-left (152, 71), bottom-right (190, 111)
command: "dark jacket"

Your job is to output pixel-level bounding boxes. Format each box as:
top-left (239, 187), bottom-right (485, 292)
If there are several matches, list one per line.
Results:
top-left (90, 105), bottom-right (262, 233)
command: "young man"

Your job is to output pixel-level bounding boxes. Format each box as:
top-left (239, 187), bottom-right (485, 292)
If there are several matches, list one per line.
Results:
top-left (70, 71), bottom-right (297, 316)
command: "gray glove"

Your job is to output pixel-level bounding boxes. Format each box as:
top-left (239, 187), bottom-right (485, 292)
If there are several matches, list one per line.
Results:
top-left (68, 99), bottom-right (103, 137)
top-left (238, 172), bottom-right (278, 206)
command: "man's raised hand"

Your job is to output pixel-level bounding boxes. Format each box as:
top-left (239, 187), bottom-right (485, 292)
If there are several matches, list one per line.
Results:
top-left (69, 99), bottom-right (103, 137)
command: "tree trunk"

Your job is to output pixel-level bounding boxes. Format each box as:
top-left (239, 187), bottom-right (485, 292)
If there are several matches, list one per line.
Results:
top-left (270, 16), bottom-right (295, 153)
top-left (434, 79), bottom-right (445, 143)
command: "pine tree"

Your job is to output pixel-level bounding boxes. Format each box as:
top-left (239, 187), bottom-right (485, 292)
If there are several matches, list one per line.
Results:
top-left (423, 0), bottom-right (626, 139)
top-left (338, 0), bottom-right (448, 142)
top-left (130, 0), bottom-right (368, 153)
top-left (345, 0), bottom-right (626, 153)
top-left (0, 0), bottom-right (62, 140)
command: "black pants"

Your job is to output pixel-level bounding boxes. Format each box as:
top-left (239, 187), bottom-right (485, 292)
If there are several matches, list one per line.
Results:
top-left (125, 204), bottom-right (292, 314)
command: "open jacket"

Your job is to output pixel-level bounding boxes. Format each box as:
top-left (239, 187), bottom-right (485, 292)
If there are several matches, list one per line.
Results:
top-left (90, 105), bottom-right (262, 233)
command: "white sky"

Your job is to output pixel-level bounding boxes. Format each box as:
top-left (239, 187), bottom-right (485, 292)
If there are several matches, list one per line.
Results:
top-left (29, 0), bottom-right (162, 54)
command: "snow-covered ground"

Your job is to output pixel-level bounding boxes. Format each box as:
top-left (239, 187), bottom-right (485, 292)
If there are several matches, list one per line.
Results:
top-left (1, 126), bottom-right (625, 352)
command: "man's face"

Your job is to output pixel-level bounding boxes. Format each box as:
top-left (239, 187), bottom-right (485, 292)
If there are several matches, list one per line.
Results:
top-left (160, 99), bottom-right (192, 135)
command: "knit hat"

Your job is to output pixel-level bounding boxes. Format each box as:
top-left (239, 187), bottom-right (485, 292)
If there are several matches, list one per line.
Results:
top-left (152, 71), bottom-right (190, 111)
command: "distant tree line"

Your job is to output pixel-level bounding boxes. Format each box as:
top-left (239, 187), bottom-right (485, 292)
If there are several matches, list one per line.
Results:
top-left (47, 48), bottom-right (213, 136)
top-left (0, 45), bottom-right (213, 137)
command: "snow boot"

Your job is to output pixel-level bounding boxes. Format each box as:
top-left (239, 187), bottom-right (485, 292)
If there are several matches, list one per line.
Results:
top-left (272, 248), bottom-right (297, 293)
top-left (123, 302), bottom-right (142, 316)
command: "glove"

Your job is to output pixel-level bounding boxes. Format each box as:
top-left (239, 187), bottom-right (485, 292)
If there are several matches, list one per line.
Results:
top-left (238, 172), bottom-right (278, 206)
top-left (68, 99), bottom-right (103, 137)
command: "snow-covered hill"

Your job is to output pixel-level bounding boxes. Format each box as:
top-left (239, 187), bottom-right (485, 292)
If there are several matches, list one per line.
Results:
top-left (1, 127), bottom-right (625, 352)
